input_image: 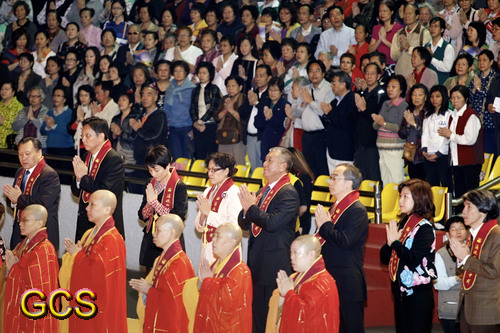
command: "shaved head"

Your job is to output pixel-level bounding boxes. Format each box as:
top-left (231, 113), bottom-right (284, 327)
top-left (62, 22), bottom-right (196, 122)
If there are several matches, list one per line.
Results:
top-left (92, 190), bottom-right (117, 214)
top-left (217, 223), bottom-right (242, 248)
top-left (22, 205), bottom-right (48, 226)
top-left (156, 214), bottom-right (184, 238)
top-left (293, 235), bottom-right (321, 259)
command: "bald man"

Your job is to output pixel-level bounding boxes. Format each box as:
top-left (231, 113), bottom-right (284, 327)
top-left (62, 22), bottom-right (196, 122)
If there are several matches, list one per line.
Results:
top-left (130, 214), bottom-right (195, 333)
top-left (4, 205), bottom-right (59, 333)
top-left (266, 235), bottom-right (340, 333)
top-left (59, 190), bottom-right (127, 333)
top-left (191, 223), bottom-right (253, 332)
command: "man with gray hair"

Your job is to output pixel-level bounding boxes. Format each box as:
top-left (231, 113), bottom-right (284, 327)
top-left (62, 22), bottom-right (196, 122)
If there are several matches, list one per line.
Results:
top-left (238, 147), bottom-right (299, 332)
top-left (286, 76), bottom-right (310, 150)
top-left (314, 163), bottom-right (368, 333)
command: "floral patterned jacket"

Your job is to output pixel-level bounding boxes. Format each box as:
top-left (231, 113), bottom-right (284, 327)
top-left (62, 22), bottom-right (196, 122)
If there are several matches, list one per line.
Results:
top-left (381, 215), bottom-right (437, 296)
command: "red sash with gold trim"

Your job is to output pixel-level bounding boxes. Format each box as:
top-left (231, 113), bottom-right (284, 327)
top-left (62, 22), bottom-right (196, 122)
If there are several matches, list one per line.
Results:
top-left (252, 174), bottom-right (291, 237)
top-left (12, 228), bottom-right (48, 258)
top-left (462, 220), bottom-right (498, 290)
top-left (314, 190), bottom-right (360, 246)
top-left (203, 178), bottom-right (234, 243)
top-left (151, 239), bottom-right (183, 287)
top-left (388, 214), bottom-right (424, 282)
top-left (146, 168), bottom-right (180, 233)
top-left (14, 158), bottom-right (46, 221)
top-left (210, 247), bottom-right (241, 279)
top-left (80, 217), bottom-right (116, 255)
top-left (82, 140), bottom-right (113, 203)
top-left (292, 256), bottom-right (326, 291)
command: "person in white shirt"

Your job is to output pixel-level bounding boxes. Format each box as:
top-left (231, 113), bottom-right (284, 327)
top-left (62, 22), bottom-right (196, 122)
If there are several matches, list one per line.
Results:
top-left (422, 85), bottom-right (452, 188)
top-left (163, 26), bottom-right (203, 73)
top-left (314, 5), bottom-right (356, 68)
top-left (437, 85), bottom-right (482, 199)
top-left (425, 17), bottom-right (456, 85)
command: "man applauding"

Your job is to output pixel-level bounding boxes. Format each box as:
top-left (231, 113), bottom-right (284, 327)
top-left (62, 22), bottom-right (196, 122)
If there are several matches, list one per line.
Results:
top-left (4, 205), bottom-right (59, 333)
top-left (194, 223), bottom-right (252, 332)
top-left (266, 235), bottom-right (340, 332)
top-left (130, 214), bottom-right (195, 333)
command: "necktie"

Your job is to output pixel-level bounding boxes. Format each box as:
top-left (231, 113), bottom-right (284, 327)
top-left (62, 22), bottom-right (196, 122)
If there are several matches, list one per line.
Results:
top-left (258, 186), bottom-right (271, 207)
top-left (20, 170), bottom-right (30, 193)
top-left (311, 88), bottom-right (315, 101)
top-left (88, 155), bottom-right (93, 173)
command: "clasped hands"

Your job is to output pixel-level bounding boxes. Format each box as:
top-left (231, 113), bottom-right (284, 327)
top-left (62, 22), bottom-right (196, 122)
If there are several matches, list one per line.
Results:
top-left (237, 185), bottom-right (257, 213)
top-left (72, 156), bottom-right (88, 182)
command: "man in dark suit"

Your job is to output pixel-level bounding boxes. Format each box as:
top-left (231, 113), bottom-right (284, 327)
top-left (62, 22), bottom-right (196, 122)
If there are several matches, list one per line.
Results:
top-left (449, 190), bottom-right (500, 332)
top-left (3, 137), bottom-right (60, 250)
top-left (238, 147), bottom-right (299, 333)
top-left (321, 71), bottom-right (358, 175)
top-left (71, 117), bottom-right (124, 241)
top-left (315, 163), bottom-right (368, 333)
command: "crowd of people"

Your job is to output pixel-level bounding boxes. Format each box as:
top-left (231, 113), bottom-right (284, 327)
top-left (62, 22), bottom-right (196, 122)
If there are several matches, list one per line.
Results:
top-left (0, 0), bottom-right (499, 332)
top-left (0, 0), bottom-right (499, 198)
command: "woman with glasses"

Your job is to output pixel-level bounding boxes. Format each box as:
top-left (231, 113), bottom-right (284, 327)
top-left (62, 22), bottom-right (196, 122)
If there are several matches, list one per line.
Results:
top-left (380, 178), bottom-right (437, 333)
top-left (138, 144), bottom-right (188, 271)
top-left (58, 50), bottom-right (81, 110)
top-left (194, 152), bottom-right (242, 263)
top-left (101, 0), bottom-right (130, 45)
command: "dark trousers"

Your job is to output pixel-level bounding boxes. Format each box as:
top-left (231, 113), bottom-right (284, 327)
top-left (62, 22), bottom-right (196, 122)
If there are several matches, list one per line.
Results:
top-left (193, 122), bottom-right (218, 160)
top-left (424, 155), bottom-right (453, 189)
top-left (252, 284), bottom-right (275, 333)
top-left (339, 299), bottom-right (365, 333)
top-left (393, 288), bottom-right (434, 333)
top-left (483, 127), bottom-right (497, 155)
top-left (460, 305), bottom-right (500, 333)
top-left (440, 318), bottom-right (460, 333)
top-left (168, 126), bottom-right (192, 160)
top-left (453, 164), bottom-right (481, 199)
top-left (302, 130), bottom-right (328, 177)
top-left (354, 146), bottom-right (381, 182)
top-left (407, 161), bottom-right (426, 181)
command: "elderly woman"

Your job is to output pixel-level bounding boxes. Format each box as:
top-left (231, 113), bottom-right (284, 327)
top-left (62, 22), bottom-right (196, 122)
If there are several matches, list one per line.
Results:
top-left (373, 75), bottom-right (408, 186)
top-left (100, 29), bottom-right (119, 60)
top-left (0, 81), bottom-right (24, 148)
top-left (14, 52), bottom-right (41, 106)
top-left (443, 53), bottom-right (474, 91)
top-left (381, 179), bottom-right (437, 332)
top-left (408, 47), bottom-right (439, 91)
top-left (164, 60), bottom-right (196, 159)
top-left (438, 85), bottom-right (483, 199)
top-left (12, 86), bottom-right (49, 149)
top-left (138, 145), bottom-right (187, 270)
top-left (194, 152), bottom-right (242, 264)
top-left (2, 1), bottom-right (37, 50)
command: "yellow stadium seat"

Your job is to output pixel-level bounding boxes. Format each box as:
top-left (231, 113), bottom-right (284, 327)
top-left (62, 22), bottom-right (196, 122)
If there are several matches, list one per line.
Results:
top-left (359, 179), bottom-right (379, 220)
top-left (481, 156), bottom-right (500, 190)
top-left (172, 157), bottom-right (192, 180)
top-left (480, 153), bottom-right (494, 186)
top-left (245, 154), bottom-right (251, 167)
top-left (185, 159), bottom-right (207, 197)
top-left (432, 186), bottom-right (448, 223)
top-left (247, 167), bottom-right (264, 193)
top-left (381, 183), bottom-right (400, 223)
top-left (234, 164), bottom-right (251, 187)
top-left (310, 175), bottom-right (331, 214)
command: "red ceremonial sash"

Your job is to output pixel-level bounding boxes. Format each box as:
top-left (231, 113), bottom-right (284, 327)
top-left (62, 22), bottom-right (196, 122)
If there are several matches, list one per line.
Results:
top-left (146, 168), bottom-right (180, 233)
top-left (291, 255), bottom-right (326, 291)
top-left (14, 158), bottom-right (46, 221)
top-left (151, 239), bottom-right (183, 287)
top-left (462, 220), bottom-right (498, 290)
top-left (202, 178), bottom-right (234, 244)
top-left (314, 190), bottom-right (360, 246)
top-left (388, 214), bottom-right (425, 282)
top-left (210, 247), bottom-right (242, 279)
top-left (252, 174), bottom-right (291, 237)
top-left (80, 217), bottom-right (116, 255)
top-left (82, 140), bottom-right (113, 203)
top-left (12, 228), bottom-right (48, 259)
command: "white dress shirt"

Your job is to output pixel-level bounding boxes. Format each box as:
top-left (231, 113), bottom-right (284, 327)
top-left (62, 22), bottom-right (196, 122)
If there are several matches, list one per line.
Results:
top-left (314, 24), bottom-right (356, 66)
top-left (449, 105), bottom-right (481, 166)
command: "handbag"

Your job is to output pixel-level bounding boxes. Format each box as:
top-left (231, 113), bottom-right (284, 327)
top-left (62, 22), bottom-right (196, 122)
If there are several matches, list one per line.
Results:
top-left (216, 127), bottom-right (240, 144)
top-left (403, 141), bottom-right (417, 162)
top-left (279, 120), bottom-right (294, 148)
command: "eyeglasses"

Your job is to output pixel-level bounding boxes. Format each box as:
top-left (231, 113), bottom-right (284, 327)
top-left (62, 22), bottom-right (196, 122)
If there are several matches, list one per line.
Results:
top-left (128, 32), bottom-right (139, 35)
top-left (53, 94), bottom-right (65, 98)
top-left (65, 58), bottom-right (77, 62)
top-left (329, 175), bottom-right (347, 182)
top-left (207, 167), bottom-right (223, 173)
top-left (30, 95), bottom-right (41, 98)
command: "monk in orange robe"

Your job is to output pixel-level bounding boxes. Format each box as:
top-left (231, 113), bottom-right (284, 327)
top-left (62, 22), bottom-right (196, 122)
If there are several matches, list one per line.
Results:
top-left (60, 190), bottom-right (127, 333)
top-left (266, 235), bottom-right (340, 333)
top-left (130, 214), bottom-right (195, 333)
top-left (4, 204), bottom-right (59, 333)
top-left (193, 223), bottom-right (252, 332)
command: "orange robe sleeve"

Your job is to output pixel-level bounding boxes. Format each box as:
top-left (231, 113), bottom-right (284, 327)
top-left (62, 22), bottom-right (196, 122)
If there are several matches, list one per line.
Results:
top-left (144, 251), bottom-right (195, 333)
top-left (68, 228), bottom-right (127, 333)
top-left (4, 240), bottom-right (59, 333)
top-left (279, 271), bottom-right (340, 333)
